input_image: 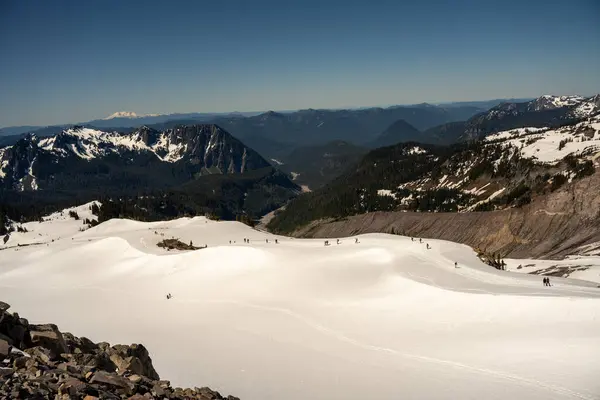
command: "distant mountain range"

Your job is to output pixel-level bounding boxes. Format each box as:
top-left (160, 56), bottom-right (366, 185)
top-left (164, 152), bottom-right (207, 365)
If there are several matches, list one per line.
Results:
top-left (422, 94), bottom-right (600, 143)
top-left (1, 97), bottom-right (531, 138)
top-left (0, 124), bottom-right (299, 220)
top-left (275, 140), bottom-right (368, 189)
top-left (2, 93), bottom-right (599, 225)
top-left (268, 112), bottom-right (600, 237)
top-left (0, 111), bottom-right (263, 138)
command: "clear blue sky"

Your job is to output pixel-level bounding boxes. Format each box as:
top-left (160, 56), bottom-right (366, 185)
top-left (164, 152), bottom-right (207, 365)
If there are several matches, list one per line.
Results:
top-left (1, 0), bottom-right (599, 127)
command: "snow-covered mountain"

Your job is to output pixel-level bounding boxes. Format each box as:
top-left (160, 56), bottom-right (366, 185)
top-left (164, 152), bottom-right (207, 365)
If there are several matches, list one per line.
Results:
top-left (104, 111), bottom-right (141, 119)
top-left (0, 124), bottom-right (272, 191)
top-left (104, 111), bottom-right (163, 119)
top-left (374, 115), bottom-right (600, 211)
top-left (458, 94), bottom-right (600, 141)
top-left (527, 94), bottom-right (586, 111)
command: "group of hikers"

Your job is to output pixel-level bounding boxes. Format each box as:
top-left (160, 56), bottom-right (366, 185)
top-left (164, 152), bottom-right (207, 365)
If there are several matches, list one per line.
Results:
top-left (229, 238), bottom-right (280, 244)
top-left (542, 277), bottom-right (552, 286)
top-left (411, 236), bottom-right (431, 249)
top-left (324, 238), bottom-right (360, 246)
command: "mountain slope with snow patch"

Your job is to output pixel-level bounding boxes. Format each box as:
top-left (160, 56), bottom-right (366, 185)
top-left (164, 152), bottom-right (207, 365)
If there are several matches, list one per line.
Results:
top-left (0, 125), bottom-right (273, 191)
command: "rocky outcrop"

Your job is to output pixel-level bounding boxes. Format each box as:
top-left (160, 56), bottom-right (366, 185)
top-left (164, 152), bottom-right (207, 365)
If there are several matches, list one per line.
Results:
top-left (0, 302), bottom-right (239, 400)
top-left (291, 169), bottom-right (600, 259)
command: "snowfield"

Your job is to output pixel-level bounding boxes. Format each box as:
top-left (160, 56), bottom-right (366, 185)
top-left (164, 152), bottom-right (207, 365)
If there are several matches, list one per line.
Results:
top-left (1, 212), bottom-right (600, 400)
top-left (485, 118), bottom-right (600, 164)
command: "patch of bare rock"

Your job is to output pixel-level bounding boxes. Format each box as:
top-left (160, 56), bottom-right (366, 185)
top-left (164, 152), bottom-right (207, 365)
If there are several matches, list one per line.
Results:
top-left (0, 301), bottom-right (238, 399)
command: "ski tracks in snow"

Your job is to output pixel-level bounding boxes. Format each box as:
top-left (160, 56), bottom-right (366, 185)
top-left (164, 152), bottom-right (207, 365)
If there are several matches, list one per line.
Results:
top-left (178, 298), bottom-right (596, 400)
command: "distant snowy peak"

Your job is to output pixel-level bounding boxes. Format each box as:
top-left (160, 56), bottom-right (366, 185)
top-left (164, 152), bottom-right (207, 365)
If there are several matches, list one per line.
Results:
top-left (103, 111), bottom-right (163, 120)
top-left (526, 94), bottom-right (600, 117)
top-left (529, 95), bottom-right (585, 111)
top-left (104, 111), bottom-right (140, 119)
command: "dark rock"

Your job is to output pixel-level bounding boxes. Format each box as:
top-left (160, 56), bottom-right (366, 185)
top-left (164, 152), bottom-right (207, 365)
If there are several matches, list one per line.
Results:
top-left (0, 366), bottom-right (14, 377)
top-left (0, 338), bottom-right (10, 359)
top-left (13, 356), bottom-right (28, 369)
top-left (198, 386), bottom-right (223, 399)
top-left (63, 332), bottom-right (98, 354)
top-left (57, 361), bottom-right (83, 375)
top-left (10, 324), bottom-right (27, 347)
top-left (58, 376), bottom-right (88, 396)
top-left (90, 370), bottom-right (134, 393)
top-left (0, 333), bottom-right (13, 346)
top-left (151, 383), bottom-right (167, 397)
top-left (29, 324), bottom-right (69, 358)
top-left (69, 351), bottom-right (117, 372)
top-left (24, 346), bottom-right (52, 363)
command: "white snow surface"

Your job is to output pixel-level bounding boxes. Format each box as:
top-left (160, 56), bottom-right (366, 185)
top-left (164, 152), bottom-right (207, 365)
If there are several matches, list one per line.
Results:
top-left (407, 146), bottom-right (427, 154)
top-left (505, 256), bottom-right (600, 285)
top-left (485, 119), bottom-right (600, 163)
top-left (104, 111), bottom-right (141, 119)
top-left (1, 211), bottom-right (600, 400)
top-left (38, 128), bottom-right (189, 163)
top-left (0, 148), bottom-right (8, 178)
top-left (539, 95), bottom-right (585, 109)
top-left (1, 201), bottom-right (101, 248)
top-left (376, 189), bottom-right (396, 198)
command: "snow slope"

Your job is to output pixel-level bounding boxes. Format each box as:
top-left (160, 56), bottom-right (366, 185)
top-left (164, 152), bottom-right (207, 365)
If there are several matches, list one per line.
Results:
top-left (505, 256), bottom-right (600, 284)
top-left (485, 118), bottom-right (600, 163)
top-left (1, 212), bottom-right (600, 400)
top-left (1, 201), bottom-right (100, 248)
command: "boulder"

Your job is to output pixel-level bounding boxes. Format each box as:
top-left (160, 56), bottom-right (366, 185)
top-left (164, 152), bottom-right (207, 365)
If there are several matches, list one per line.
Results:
top-left (108, 343), bottom-right (159, 380)
top-left (63, 332), bottom-right (98, 354)
top-left (89, 370), bottom-right (134, 392)
top-left (24, 346), bottom-right (52, 364)
top-left (28, 324), bottom-right (69, 358)
top-left (58, 376), bottom-right (88, 396)
top-left (9, 324), bottom-right (27, 348)
top-left (69, 351), bottom-right (117, 372)
top-left (0, 301), bottom-right (10, 313)
top-left (0, 333), bottom-right (13, 346)
top-left (0, 366), bottom-right (14, 378)
top-left (0, 338), bottom-right (10, 359)
top-left (197, 386), bottom-right (223, 399)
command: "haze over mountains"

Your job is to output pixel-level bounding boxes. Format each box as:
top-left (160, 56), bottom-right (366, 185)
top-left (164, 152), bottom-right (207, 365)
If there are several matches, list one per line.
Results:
top-left (0, 93), bottom-right (599, 228)
top-left (0, 98), bottom-right (527, 138)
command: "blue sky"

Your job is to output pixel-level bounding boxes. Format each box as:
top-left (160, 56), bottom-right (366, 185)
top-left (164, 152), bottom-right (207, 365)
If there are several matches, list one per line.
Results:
top-left (0, 0), bottom-right (599, 127)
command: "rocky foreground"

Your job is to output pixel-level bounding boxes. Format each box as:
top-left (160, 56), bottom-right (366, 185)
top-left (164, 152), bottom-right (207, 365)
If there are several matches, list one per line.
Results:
top-left (0, 301), bottom-right (239, 399)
